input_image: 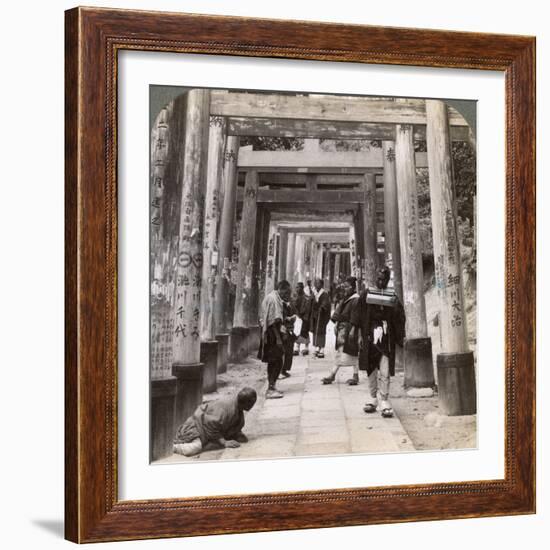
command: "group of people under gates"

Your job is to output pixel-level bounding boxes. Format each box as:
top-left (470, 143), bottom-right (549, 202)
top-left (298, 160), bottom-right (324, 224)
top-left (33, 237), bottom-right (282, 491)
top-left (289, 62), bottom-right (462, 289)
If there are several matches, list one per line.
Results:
top-left (172, 264), bottom-right (405, 458)
top-left (258, 265), bottom-right (406, 418)
top-left (257, 277), bottom-right (335, 398)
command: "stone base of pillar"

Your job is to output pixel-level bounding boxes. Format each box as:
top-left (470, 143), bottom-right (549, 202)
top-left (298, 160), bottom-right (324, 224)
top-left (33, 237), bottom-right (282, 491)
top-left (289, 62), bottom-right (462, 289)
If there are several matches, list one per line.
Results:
top-left (437, 351), bottom-right (476, 416)
top-left (200, 340), bottom-right (219, 393)
top-left (404, 337), bottom-right (435, 388)
top-left (247, 325), bottom-right (261, 356)
top-left (150, 378), bottom-right (177, 462)
top-left (230, 326), bottom-right (249, 363)
top-left (215, 333), bottom-right (230, 374)
top-left (172, 362), bottom-right (204, 430)
top-left (394, 344), bottom-right (404, 373)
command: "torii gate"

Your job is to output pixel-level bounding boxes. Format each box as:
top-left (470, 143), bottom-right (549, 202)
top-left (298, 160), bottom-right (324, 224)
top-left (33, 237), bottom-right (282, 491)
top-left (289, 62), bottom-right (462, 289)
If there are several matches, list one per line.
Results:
top-left (149, 89), bottom-right (475, 460)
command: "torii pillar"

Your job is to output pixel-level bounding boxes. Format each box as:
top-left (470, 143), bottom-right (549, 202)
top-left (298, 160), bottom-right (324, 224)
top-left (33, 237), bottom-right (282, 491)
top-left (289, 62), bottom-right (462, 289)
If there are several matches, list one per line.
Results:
top-left (286, 231), bottom-right (297, 283)
top-left (383, 140), bottom-right (405, 371)
top-left (214, 135), bottom-right (239, 373)
top-left (199, 116), bottom-right (226, 393)
top-left (171, 89), bottom-right (211, 429)
top-left (315, 242), bottom-right (323, 281)
top-left (322, 244), bottom-right (331, 289)
top-left (395, 123), bottom-right (435, 390)
top-left (278, 228), bottom-right (288, 284)
top-left (248, 206), bottom-right (268, 353)
top-left (426, 100), bottom-right (476, 415)
top-left (150, 104), bottom-right (176, 462)
top-left (231, 171), bottom-right (259, 362)
top-left (264, 222), bottom-right (278, 295)
top-left (363, 173), bottom-right (378, 288)
top-left (349, 224), bottom-right (358, 285)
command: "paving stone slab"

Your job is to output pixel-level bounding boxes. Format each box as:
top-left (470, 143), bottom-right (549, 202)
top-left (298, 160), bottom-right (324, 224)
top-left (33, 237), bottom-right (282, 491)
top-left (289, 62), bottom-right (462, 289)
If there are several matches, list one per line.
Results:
top-left (295, 442), bottom-right (350, 457)
top-left (350, 430), bottom-right (401, 453)
top-left (298, 427), bottom-right (349, 445)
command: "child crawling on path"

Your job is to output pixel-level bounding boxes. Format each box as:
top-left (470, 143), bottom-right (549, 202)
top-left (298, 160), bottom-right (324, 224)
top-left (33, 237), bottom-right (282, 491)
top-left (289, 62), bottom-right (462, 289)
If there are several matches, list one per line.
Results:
top-left (173, 387), bottom-right (257, 457)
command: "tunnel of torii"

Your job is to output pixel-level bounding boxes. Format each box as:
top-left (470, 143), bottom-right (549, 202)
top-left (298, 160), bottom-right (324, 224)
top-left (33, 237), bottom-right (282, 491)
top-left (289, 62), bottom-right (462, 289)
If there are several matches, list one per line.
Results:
top-left (150, 90), bottom-right (476, 460)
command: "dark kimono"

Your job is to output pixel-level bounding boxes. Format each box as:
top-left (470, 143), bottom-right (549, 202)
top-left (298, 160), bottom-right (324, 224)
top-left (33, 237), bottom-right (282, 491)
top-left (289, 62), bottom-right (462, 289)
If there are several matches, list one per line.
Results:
top-left (352, 288), bottom-right (405, 376)
top-left (292, 293), bottom-right (312, 337)
top-left (331, 293), bottom-right (360, 355)
top-left (174, 395), bottom-right (244, 446)
top-left (282, 301), bottom-right (297, 373)
top-left (311, 289), bottom-right (331, 348)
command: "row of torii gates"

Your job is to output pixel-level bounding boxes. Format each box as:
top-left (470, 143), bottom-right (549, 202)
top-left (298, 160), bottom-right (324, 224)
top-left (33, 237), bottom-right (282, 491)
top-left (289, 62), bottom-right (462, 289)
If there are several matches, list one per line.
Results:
top-left (150, 90), bottom-right (476, 461)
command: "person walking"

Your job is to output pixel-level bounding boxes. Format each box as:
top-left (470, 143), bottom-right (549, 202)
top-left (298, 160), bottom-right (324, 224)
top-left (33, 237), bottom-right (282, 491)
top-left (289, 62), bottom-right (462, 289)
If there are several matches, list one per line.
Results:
top-left (310, 278), bottom-right (331, 358)
top-left (258, 280), bottom-right (292, 398)
top-left (353, 266), bottom-right (406, 418)
top-left (292, 282), bottom-right (312, 356)
top-left (321, 277), bottom-right (361, 385)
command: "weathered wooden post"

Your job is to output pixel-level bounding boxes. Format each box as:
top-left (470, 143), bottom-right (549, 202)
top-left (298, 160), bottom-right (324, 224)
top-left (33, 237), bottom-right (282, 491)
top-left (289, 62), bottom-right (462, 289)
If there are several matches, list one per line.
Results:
top-left (150, 104), bottom-right (177, 461)
top-left (214, 135), bottom-right (239, 373)
top-left (304, 237), bottom-right (313, 283)
top-left (231, 170), bottom-right (259, 362)
top-left (334, 252), bottom-right (342, 281)
top-left (382, 141), bottom-right (404, 301)
top-left (171, 89), bottom-right (211, 430)
top-left (395, 123), bottom-right (435, 389)
top-left (199, 116), bottom-right (226, 393)
top-left (426, 99), bottom-right (476, 415)
top-left (322, 244), bottom-right (330, 288)
top-left (383, 140), bottom-right (405, 371)
top-left (348, 223), bottom-right (358, 280)
top-left (248, 206), bottom-right (267, 353)
top-left (315, 242), bottom-right (323, 280)
top-left (264, 222), bottom-right (278, 295)
top-left (278, 228), bottom-right (288, 284)
top-left (286, 231), bottom-right (297, 282)
top-left (363, 173), bottom-right (378, 287)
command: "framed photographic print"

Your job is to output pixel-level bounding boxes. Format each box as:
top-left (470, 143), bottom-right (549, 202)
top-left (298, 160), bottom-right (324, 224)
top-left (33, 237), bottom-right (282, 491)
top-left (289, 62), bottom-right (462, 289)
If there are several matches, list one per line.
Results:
top-left (65, 6), bottom-right (535, 543)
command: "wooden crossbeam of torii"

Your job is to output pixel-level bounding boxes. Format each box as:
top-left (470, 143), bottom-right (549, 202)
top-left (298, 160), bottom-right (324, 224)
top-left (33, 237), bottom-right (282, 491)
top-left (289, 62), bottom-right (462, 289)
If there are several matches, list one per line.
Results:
top-left (226, 117), bottom-right (470, 141)
top-left (237, 148), bottom-right (428, 169)
top-left (278, 227), bottom-right (350, 235)
top-left (237, 189), bottom-right (364, 204)
top-left (210, 91), bottom-right (468, 126)
top-left (238, 173), bottom-right (384, 186)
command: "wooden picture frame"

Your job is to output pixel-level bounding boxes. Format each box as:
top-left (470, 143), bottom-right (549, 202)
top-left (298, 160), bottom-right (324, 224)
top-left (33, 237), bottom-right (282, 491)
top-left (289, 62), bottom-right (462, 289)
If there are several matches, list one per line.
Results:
top-left (65, 6), bottom-right (535, 543)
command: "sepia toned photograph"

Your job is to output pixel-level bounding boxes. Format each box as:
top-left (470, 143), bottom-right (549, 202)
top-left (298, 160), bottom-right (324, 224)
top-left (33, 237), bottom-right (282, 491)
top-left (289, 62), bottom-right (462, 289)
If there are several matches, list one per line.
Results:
top-left (149, 86), bottom-right (477, 464)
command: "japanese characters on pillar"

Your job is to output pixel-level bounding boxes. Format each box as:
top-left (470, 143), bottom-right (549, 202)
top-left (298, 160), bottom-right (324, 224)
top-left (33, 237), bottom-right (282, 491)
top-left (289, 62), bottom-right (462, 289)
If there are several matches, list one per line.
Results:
top-left (278, 228), bottom-right (288, 284)
top-left (150, 104), bottom-right (175, 380)
top-left (426, 100), bottom-right (469, 353)
top-left (172, 89), bottom-right (210, 366)
top-left (382, 140), bottom-right (404, 302)
top-left (233, 171), bottom-right (259, 328)
top-left (349, 224), bottom-right (358, 279)
top-left (286, 232), bottom-right (297, 283)
top-left (264, 222), bottom-right (278, 295)
top-left (363, 173), bottom-right (378, 288)
top-left (214, 134), bottom-right (239, 335)
top-left (200, 116), bottom-right (227, 341)
top-left (395, 123), bottom-right (428, 340)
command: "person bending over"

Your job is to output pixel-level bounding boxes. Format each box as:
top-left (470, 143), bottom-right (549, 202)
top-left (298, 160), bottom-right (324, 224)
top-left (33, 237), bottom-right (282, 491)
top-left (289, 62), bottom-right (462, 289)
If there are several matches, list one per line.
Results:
top-left (173, 387), bottom-right (257, 457)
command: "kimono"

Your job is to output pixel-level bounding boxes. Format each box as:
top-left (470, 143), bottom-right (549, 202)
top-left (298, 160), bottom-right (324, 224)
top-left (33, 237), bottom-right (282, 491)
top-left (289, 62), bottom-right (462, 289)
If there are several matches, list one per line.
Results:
top-left (352, 287), bottom-right (406, 376)
top-left (332, 293), bottom-right (360, 355)
top-left (174, 395), bottom-right (244, 446)
top-left (310, 288), bottom-right (331, 348)
top-left (292, 292), bottom-right (312, 339)
top-left (258, 289), bottom-right (284, 363)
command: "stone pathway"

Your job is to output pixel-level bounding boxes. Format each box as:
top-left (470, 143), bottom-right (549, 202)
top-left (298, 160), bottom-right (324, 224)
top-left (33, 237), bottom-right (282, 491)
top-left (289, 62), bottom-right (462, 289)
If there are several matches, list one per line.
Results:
top-left (160, 341), bottom-right (415, 463)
